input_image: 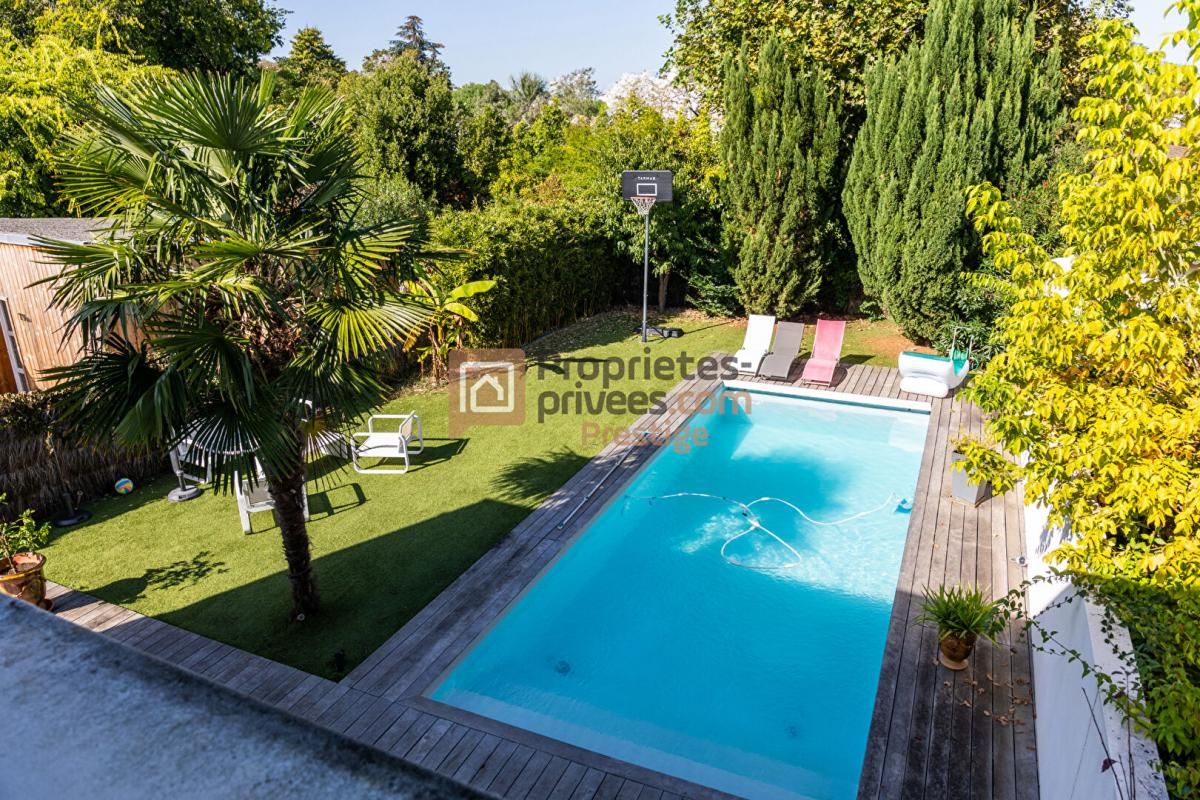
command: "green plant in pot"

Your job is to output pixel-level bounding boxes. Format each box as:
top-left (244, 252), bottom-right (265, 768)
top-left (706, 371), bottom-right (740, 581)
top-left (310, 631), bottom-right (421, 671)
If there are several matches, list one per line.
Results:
top-left (915, 584), bottom-right (1006, 670)
top-left (0, 494), bottom-right (52, 610)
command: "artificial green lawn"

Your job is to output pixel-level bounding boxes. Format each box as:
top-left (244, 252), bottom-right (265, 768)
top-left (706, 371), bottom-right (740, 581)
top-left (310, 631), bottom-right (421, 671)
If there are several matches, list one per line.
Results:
top-left (43, 311), bottom-right (912, 678)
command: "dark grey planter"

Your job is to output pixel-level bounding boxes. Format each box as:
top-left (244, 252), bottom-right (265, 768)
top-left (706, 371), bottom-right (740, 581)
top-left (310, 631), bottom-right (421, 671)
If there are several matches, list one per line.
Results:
top-left (951, 451), bottom-right (992, 505)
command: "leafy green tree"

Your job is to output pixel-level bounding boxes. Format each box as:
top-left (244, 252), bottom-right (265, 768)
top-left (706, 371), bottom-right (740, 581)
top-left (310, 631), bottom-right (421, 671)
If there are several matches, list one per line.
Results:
top-left (492, 103), bottom-right (568, 196)
top-left (0, 32), bottom-right (160, 215)
top-left (39, 73), bottom-right (438, 619)
top-left (958, 11), bottom-right (1200, 789)
top-left (454, 80), bottom-right (511, 117)
top-left (458, 104), bottom-right (512, 201)
top-left (342, 52), bottom-right (462, 204)
top-left (8, 0), bottom-right (285, 75)
top-left (721, 36), bottom-right (852, 316)
top-left (550, 67), bottom-right (600, 119)
top-left (388, 15), bottom-right (444, 68)
top-left (662, 0), bottom-right (926, 104)
top-left (274, 26), bottom-right (345, 103)
top-left (842, 0), bottom-right (1062, 340)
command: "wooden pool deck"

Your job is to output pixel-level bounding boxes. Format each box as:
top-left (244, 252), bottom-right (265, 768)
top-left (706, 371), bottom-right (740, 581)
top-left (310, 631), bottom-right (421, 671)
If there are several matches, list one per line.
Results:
top-left (47, 361), bottom-right (1037, 800)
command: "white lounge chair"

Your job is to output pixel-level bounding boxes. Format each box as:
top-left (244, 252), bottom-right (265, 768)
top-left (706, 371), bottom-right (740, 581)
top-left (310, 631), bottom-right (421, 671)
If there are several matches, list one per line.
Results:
top-left (233, 460), bottom-right (309, 535)
top-left (898, 350), bottom-right (971, 398)
top-left (735, 315), bottom-right (776, 374)
top-left (350, 412), bottom-right (425, 474)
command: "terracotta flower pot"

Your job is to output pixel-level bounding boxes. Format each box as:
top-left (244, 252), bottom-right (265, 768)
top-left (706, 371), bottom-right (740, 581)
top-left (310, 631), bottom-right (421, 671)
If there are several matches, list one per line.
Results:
top-left (938, 632), bottom-right (977, 671)
top-left (0, 553), bottom-right (50, 610)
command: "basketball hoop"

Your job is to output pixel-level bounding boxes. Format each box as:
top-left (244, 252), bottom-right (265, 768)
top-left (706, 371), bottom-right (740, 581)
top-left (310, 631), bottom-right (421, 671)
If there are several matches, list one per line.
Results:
top-left (630, 195), bottom-right (656, 217)
top-left (621, 171), bottom-right (673, 342)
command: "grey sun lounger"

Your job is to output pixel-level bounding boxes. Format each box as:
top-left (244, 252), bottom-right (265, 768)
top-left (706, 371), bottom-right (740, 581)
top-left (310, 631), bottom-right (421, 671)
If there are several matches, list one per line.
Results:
top-left (758, 321), bottom-right (806, 380)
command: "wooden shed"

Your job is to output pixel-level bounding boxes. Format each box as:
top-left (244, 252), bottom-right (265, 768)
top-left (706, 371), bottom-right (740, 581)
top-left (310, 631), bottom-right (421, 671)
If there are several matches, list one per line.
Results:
top-left (0, 218), bottom-right (98, 393)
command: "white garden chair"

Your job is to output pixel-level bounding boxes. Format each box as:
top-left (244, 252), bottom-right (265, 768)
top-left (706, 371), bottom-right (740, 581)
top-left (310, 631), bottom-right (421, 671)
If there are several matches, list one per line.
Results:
top-left (349, 412), bottom-right (424, 474)
top-left (233, 460), bottom-right (309, 535)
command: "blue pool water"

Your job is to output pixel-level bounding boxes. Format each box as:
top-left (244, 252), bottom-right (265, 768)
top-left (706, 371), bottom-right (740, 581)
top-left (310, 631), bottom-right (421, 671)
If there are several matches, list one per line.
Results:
top-left (432, 390), bottom-right (929, 799)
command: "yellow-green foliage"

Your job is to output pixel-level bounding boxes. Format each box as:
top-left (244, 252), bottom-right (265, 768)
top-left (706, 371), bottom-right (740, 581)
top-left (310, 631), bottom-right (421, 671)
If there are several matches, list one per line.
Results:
top-left (959, 6), bottom-right (1200, 791)
top-left (0, 32), bottom-right (163, 215)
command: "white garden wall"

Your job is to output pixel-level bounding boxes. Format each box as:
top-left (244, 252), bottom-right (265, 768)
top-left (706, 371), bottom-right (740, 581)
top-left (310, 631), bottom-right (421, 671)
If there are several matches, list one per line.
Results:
top-left (1022, 499), bottom-right (1168, 800)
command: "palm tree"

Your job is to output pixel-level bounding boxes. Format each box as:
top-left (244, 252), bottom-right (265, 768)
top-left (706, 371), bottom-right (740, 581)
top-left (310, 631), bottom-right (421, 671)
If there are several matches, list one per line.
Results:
top-left (507, 71), bottom-right (549, 124)
top-left (38, 72), bottom-right (440, 619)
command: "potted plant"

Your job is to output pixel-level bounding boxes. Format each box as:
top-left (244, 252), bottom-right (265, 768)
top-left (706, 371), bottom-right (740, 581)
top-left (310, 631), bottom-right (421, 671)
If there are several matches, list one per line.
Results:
top-left (950, 449), bottom-right (992, 505)
top-left (0, 493), bottom-right (53, 610)
top-left (915, 584), bottom-right (1005, 670)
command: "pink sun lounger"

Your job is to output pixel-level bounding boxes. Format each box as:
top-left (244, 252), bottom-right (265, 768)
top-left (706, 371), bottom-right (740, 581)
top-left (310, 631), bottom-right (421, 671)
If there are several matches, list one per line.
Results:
top-left (800, 319), bottom-right (846, 386)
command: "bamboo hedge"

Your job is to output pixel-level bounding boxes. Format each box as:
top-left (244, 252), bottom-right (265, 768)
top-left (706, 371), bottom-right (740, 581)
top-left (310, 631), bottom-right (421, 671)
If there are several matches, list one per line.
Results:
top-left (0, 391), bottom-right (164, 521)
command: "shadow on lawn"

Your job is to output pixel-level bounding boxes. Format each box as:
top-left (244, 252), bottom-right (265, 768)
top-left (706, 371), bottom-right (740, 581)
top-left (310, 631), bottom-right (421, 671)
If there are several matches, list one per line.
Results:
top-left (110, 498), bottom-right (530, 678)
top-left (491, 447), bottom-right (589, 503)
top-left (93, 550), bottom-right (230, 604)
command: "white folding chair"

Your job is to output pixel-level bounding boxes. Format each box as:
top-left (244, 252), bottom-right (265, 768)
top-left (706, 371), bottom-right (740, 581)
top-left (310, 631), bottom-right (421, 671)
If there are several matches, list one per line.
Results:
top-left (233, 460), bottom-right (309, 534)
top-left (169, 438), bottom-right (212, 488)
top-left (349, 412), bottom-right (424, 474)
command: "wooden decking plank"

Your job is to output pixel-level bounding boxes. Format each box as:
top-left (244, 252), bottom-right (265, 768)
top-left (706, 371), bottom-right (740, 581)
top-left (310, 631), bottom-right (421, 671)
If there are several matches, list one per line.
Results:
top-left (290, 681), bottom-right (349, 722)
top-left (568, 768), bottom-right (608, 800)
top-left (452, 732), bottom-right (501, 783)
top-left (374, 707), bottom-right (428, 753)
top-left (507, 752), bottom-right (554, 800)
top-left (969, 471), bottom-right (996, 800)
top-left (317, 689), bottom-right (377, 733)
top-left (525, 755), bottom-right (571, 800)
top-left (106, 614), bottom-right (160, 644)
top-left (1006, 486), bottom-right (1038, 800)
top-left (899, 399), bottom-right (959, 799)
top-left (471, 738), bottom-right (520, 789)
top-left (250, 666), bottom-right (308, 705)
top-left (547, 761), bottom-right (589, 800)
top-left (419, 723), bottom-right (469, 769)
top-left (402, 717), bottom-right (454, 763)
top-left (487, 744), bottom-right (536, 796)
top-left (355, 701), bottom-right (416, 746)
top-left (880, 396), bottom-right (955, 798)
top-left (591, 774), bottom-right (625, 800)
top-left (635, 787), bottom-right (663, 800)
top-left (439, 727), bottom-right (486, 775)
top-left (341, 696), bottom-right (399, 740)
top-left (613, 780), bottom-right (645, 800)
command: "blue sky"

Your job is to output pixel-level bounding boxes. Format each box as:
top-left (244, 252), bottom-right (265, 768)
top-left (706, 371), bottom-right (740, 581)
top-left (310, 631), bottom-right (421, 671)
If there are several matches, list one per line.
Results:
top-left (271, 0), bottom-right (1188, 88)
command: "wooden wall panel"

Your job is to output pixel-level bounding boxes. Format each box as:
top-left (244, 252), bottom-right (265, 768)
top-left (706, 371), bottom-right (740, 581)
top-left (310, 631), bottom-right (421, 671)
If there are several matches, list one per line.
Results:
top-left (0, 243), bottom-right (80, 390)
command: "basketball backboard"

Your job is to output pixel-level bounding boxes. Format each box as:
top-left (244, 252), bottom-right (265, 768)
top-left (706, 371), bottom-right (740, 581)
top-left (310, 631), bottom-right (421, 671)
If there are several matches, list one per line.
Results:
top-left (621, 170), bottom-right (673, 202)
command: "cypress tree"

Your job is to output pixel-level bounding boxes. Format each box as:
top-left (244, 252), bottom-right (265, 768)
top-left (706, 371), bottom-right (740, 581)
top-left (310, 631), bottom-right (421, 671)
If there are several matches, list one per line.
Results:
top-left (842, 0), bottom-right (1062, 340)
top-left (721, 36), bottom-right (852, 317)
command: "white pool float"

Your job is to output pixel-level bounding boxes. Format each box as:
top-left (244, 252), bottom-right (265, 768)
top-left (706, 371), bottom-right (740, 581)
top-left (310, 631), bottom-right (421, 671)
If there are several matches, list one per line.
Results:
top-left (898, 350), bottom-right (971, 398)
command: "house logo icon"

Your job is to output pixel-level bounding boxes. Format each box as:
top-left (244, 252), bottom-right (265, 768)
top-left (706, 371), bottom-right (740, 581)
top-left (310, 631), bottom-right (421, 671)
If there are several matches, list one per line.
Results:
top-left (449, 349), bottom-right (525, 434)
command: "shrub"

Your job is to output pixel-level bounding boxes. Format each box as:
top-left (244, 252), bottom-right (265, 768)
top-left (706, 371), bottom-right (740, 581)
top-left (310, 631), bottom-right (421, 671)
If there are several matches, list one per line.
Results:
top-left (430, 198), bottom-right (624, 347)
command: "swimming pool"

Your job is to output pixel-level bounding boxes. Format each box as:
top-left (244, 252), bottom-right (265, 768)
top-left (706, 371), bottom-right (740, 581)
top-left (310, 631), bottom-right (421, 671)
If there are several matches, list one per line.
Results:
top-left (431, 388), bottom-right (929, 799)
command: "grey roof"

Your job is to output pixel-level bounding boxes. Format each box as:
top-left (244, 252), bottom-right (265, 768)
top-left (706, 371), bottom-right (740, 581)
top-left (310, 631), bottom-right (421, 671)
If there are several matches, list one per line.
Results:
top-left (0, 217), bottom-right (102, 244)
top-left (1, 599), bottom-right (481, 800)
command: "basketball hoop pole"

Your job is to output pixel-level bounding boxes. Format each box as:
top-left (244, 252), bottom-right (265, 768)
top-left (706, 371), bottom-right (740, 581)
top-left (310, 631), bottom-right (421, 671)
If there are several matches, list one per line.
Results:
top-left (641, 207), bottom-right (650, 343)
top-left (630, 195), bottom-right (656, 342)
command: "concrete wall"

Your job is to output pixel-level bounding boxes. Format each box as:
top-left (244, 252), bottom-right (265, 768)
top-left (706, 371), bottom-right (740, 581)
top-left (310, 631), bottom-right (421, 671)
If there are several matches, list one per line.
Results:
top-left (1022, 500), bottom-right (1168, 800)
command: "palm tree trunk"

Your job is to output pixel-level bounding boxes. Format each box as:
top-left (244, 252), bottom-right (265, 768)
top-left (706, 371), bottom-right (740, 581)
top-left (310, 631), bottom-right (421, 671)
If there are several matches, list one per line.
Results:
top-left (267, 463), bottom-right (319, 619)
